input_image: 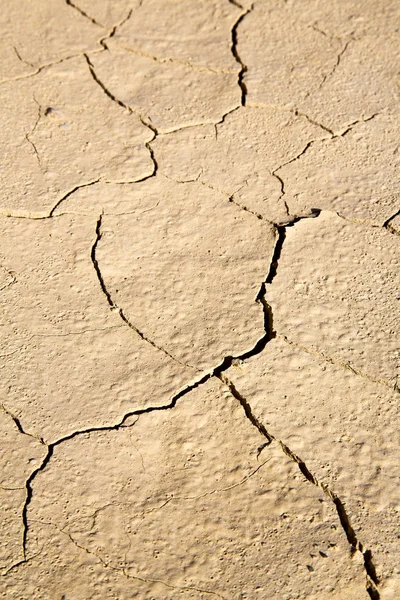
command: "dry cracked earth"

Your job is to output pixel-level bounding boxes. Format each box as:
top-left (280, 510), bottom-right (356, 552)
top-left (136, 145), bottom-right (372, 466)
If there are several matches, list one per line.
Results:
top-left (0, 1), bottom-right (399, 599)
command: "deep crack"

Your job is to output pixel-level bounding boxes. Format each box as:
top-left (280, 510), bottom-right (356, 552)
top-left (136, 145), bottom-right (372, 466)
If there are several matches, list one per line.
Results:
top-left (230, 5), bottom-right (252, 106)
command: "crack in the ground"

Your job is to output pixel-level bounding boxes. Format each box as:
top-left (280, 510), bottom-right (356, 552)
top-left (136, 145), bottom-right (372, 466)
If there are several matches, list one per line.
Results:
top-left (0, 10), bottom-right (134, 89)
top-left (228, 0), bottom-right (246, 8)
top-left (84, 51), bottom-right (242, 140)
top-left (0, 404), bottom-right (45, 445)
top-left (84, 54), bottom-right (159, 180)
top-left (271, 142), bottom-right (319, 214)
top-left (246, 101), bottom-right (335, 135)
top-left (65, 0), bottom-right (104, 28)
top-left (3, 7), bottom-right (393, 598)
top-left (292, 108), bottom-right (334, 135)
top-left (90, 213), bottom-right (193, 368)
top-left (230, 4), bottom-right (253, 106)
top-left (100, 9), bottom-right (133, 50)
top-left (49, 179), bottom-right (101, 216)
top-left (218, 373), bottom-right (380, 599)
top-left (0, 51), bottom-right (103, 87)
top-left (13, 46), bottom-right (35, 68)
top-left (339, 112), bottom-right (379, 137)
top-left (84, 53), bottom-right (130, 110)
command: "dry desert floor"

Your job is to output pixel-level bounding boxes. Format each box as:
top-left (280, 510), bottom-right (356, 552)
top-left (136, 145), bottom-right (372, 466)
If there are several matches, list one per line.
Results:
top-left (1, 1), bottom-right (399, 599)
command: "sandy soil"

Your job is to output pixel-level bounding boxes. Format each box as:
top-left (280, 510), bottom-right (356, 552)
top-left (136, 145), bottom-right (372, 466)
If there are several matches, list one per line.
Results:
top-left (1, 1), bottom-right (399, 599)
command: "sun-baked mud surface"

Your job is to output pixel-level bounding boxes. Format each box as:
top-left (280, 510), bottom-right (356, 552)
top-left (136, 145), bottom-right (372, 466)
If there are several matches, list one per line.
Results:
top-left (1, 1), bottom-right (399, 599)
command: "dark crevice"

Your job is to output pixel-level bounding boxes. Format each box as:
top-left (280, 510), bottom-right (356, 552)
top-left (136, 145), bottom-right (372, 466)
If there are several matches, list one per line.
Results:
top-left (218, 374), bottom-right (273, 442)
top-left (65, 0), bottom-right (104, 28)
top-left (332, 497), bottom-right (358, 549)
top-left (364, 549), bottom-right (380, 585)
top-left (366, 586), bottom-right (380, 600)
top-left (383, 209), bottom-right (400, 228)
top-left (214, 106), bottom-right (241, 139)
top-left (22, 447), bottom-right (52, 557)
top-left (230, 6), bottom-right (253, 106)
top-left (265, 226), bottom-right (286, 284)
top-left (144, 135), bottom-right (158, 178)
top-left (264, 212), bottom-right (321, 276)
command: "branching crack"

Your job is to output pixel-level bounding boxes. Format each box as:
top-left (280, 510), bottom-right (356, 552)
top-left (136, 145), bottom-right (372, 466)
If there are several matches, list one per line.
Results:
top-left (0, 51), bottom-right (102, 88)
top-left (230, 4), bottom-right (253, 105)
top-left (20, 222), bottom-right (282, 558)
top-left (218, 375), bottom-right (381, 599)
top-left (16, 209), bottom-right (381, 600)
top-left (271, 113), bottom-right (379, 220)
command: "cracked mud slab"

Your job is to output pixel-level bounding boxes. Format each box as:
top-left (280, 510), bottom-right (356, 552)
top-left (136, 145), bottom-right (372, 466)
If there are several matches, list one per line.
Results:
top-left (4, 381), bottom-right (366, 599)
top-left (1, 1), bottom-right (399, 599)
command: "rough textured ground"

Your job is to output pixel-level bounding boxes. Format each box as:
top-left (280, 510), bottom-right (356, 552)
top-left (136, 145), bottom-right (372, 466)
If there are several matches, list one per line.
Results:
top-left (0, 1), bottom-right (399, 599)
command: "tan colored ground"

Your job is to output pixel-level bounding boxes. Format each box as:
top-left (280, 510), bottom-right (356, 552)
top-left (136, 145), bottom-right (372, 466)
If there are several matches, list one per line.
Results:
top-left (0, 1), bottom-right (399, 599)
